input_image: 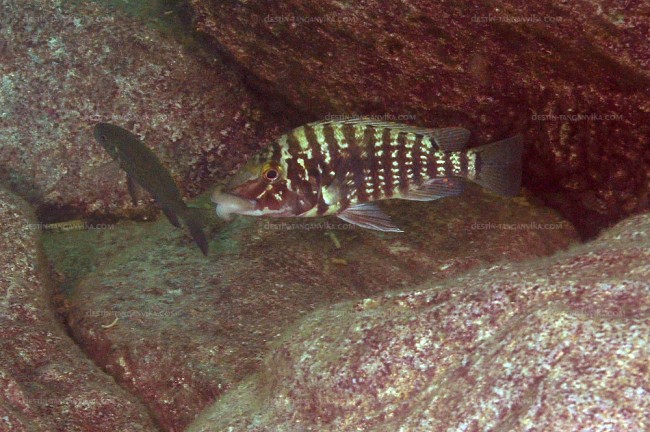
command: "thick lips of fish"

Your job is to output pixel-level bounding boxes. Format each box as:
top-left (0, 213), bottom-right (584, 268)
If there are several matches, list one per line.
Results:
top-left (211, 188), bottom-right (255, 220)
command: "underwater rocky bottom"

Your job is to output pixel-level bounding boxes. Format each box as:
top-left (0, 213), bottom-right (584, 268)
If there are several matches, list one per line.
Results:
top-left (1, 184), bottom-right (648, 431)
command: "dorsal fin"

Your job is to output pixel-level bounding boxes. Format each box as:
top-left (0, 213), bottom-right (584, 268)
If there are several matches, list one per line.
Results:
top-left (307, 118), bottom-right (437, 136)
top-left (306, 118), bottom-right (471, 150)
top-left (431, 128), bottom-right (471, 151)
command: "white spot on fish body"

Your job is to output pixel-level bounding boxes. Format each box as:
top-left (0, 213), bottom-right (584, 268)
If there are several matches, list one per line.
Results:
top-left (421, 136), bottom-right (434, 152)
top-left (333, 124), bottom-right (348, 149)
top-left (294, 127), bottom-right (309, 150)
top-left (451, 152), bottom-right (462, 175)
top-left (279, 137), bottom-right (292, 161)
top-left (314, 128), bottom-right (332, 164)
top-left (355, 126), bottom-right (366, 144)
top-left (295, 157), bottom-right (309, 179)
top-left (468, 152), bottom-right (477, 179)
top-left (434, 151), bottom-right (446, 175)
top-left (404, 134), bottom-right (416, 151)
top-left (373, 129), bottom-right (384, 148)
top-left (390, 130), bottom-right (400, 147)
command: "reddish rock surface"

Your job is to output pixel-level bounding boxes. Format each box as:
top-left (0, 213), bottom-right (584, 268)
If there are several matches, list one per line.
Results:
top-left (44, 187), bottom-right (578, 431)
top-left (0, 0), bottom-right (287, 224)
top-left (188, 211), bottom-right (650, 431)
top-left (0, 188), bottom-right (157, 431)
top-left (190, 0), bottom-right (650, 238)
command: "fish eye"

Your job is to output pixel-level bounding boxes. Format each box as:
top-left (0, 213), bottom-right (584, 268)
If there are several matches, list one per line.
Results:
top-left (261, 164), bottom-right (282, 183)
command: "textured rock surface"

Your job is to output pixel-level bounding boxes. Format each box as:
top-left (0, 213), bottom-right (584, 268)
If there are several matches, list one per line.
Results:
top-left (44, 187), bottom-right (578, 431)
top-left (190, 0), bottom-right (650, 238)
top-left (189, 211), bottom-right (650, 432)
top-left (0, 187), bottom-right (157, 431)
top-left (0, 0), bottom-right (286, 224)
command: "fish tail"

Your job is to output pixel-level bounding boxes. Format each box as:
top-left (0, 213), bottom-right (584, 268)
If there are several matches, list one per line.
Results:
top-left (181, 207), bottom-right (209, 256)
top-left (467, 135), bottom-right (523, 197)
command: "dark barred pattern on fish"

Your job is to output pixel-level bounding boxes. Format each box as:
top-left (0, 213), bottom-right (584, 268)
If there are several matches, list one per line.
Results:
top-left (212, 119), bottom-right (523, 232)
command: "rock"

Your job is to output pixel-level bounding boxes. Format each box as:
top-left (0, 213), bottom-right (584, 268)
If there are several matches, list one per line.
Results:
top-left (44, 187), bottom-right (578, 431)
top-left (189, 0), bottom-right (650, 238)
top-left (0, 0), bottom-right (287, 224)
top-left (0, 187), bottom-right (157, 431)
top-left (188, 211), bottom-right (650, 431)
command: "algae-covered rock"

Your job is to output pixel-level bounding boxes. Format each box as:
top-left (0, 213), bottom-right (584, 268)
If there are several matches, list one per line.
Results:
top-left (0, 188), bottom-right (157, 431)
top-left (44, 187), bottom-right (578, 431)
top-left (188, 212), bottom-right (650, 431)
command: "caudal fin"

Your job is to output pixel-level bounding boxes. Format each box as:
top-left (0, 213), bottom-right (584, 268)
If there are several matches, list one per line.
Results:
top-left (182, 208), bottom-right (209, 256)
top-left (467, 135), bottom-right (523, 197)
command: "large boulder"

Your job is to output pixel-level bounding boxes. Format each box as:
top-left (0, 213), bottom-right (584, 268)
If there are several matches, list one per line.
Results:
top-left (189, 0), bottom-right (650, 238)
top-left (189, 211), bottom-right (650, 431)
top-left (0, 187), bottom-right (157, 431)
top-left (44, 187), bottom-right (578, 431)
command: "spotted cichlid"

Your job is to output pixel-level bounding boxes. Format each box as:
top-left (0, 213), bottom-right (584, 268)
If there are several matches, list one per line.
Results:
top-left (211, 119), bottom-right (523, 232)
top-left (94, 123), bottom-right (209, 255)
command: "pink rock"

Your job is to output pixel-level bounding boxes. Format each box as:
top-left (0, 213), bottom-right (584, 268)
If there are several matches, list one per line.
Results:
top-left (0, 188), bottom-right (157, 431)
top-left (188, 211), bottom-right (650, 431)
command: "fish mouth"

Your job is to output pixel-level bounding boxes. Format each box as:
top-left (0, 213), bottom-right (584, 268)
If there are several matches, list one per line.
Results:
top-left (211, 187), bottom-right (256, 220)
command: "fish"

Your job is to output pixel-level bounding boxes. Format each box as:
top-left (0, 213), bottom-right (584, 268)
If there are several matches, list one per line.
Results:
top-left (211, 119), bottom-right (523, 232)
top-left (93, 123), bottom-right (209, 255)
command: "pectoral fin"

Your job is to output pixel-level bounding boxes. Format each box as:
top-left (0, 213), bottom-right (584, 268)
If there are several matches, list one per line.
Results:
top-left (87, 160), bottom-right (121, 177)
top-left (126, 175), bottom-right (150, 206)
top-left (337, 203), bottom-right (403, 232)
top-left (403, 177), bottom-right (465, 201)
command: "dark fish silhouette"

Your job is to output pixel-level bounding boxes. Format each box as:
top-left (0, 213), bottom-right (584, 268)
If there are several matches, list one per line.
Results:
top-left (212, 119), bottom-right (523, 232)
top-left (93, 123), bottom-right (209, 255)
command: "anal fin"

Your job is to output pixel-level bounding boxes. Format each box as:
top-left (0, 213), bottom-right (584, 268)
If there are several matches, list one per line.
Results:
top-left (337, 203), bottom-right (403, 232)
top-left (182, 208), bottom-right (209, 256)
top-left (403, 177), bottom-right (465, 201)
